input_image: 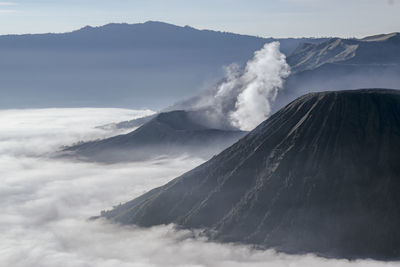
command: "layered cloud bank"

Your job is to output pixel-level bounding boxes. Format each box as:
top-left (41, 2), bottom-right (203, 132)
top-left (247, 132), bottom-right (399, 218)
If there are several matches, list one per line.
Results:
top-left (0, 108), bottom-right (398, 267)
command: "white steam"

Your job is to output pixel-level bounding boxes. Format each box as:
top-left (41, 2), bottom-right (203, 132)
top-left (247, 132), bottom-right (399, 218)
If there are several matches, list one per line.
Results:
top-left (1, 108), bottom-right (397, 266)
top-left (173, 42), bottom-right (290, 131)
top-left (229, 42), bottom-right (291, 130)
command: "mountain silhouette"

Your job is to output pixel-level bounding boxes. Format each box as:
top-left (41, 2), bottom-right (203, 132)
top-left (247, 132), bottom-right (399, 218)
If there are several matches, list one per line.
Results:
top-left (0, 21), bottom-right (325, 109)
top-left (64, 110), bottom-right (246, 162)
top-left (101, 89), bottom-right (400, 260)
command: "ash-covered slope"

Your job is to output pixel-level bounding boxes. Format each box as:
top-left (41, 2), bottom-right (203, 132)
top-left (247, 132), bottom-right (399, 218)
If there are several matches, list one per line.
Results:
top-left (102, 89), bottom-right (400, 260)
top-left (64, 110), bottom-right (246, 162)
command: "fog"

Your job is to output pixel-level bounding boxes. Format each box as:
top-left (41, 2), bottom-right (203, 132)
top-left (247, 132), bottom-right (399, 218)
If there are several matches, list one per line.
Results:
top-left (0, 108), bottom-right (398, 267)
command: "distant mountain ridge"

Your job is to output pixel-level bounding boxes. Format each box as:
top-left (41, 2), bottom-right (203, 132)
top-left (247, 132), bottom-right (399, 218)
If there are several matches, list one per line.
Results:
top-left (101, 89), bottom-right (400, 260)
top-left (287, 32), bottom-right (400, 73)
top-left (0, 21), bottom-right (266, 50)
top-left (0, 21), bottom-right (326, 109)
top-left (276, 33), bottom-right (400, 111)
top-left (0, 21), bottom-right (324, 53)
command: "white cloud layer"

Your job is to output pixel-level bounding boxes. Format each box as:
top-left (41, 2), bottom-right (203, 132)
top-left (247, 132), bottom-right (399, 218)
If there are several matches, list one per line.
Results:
top-left (0, 108), bottom-right (398, 267)
top-left (0, 108), bottom-right (154, 156)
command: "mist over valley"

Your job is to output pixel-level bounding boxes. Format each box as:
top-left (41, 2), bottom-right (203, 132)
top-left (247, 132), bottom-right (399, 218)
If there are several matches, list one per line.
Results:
top-left (1, 4), bottom-right (400, 265)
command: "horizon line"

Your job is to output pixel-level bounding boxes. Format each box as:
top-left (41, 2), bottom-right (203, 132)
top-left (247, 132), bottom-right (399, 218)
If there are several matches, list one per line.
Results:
top-left (1, 20), bottom-right (397, 40)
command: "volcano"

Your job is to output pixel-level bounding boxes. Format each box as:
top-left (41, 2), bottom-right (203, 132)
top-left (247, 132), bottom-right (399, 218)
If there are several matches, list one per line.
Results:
top-left (64, 110), bottom-right (246, 162)
top-left (101, 89), bottom-right (400, 259)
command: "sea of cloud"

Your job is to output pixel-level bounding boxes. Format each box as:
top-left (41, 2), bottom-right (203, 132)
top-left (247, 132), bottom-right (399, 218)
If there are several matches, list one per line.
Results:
top-left (0, 108), bottom-right (398, 267)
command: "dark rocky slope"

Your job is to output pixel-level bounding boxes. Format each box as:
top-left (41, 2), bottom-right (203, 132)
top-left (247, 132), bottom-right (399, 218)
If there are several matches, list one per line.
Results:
top-left (64, 110), bottom-right (246, 162)
top-left (102, 89), bottom-right (400, 260)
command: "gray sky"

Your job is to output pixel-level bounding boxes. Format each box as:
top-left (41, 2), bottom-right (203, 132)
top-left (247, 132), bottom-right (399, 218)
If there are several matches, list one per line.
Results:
top-left (0, 0), bottom-right (399, 38)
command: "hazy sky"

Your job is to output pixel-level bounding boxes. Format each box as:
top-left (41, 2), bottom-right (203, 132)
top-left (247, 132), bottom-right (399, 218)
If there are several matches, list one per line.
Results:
top-left (0, 0), bottom-right (399, 38)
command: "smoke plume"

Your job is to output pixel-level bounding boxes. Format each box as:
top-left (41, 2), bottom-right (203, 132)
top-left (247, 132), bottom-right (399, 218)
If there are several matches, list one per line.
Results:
top-left (172, 42), bottom-right (290, 131)
top-left (228, 42), bottom-right (291, 130)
